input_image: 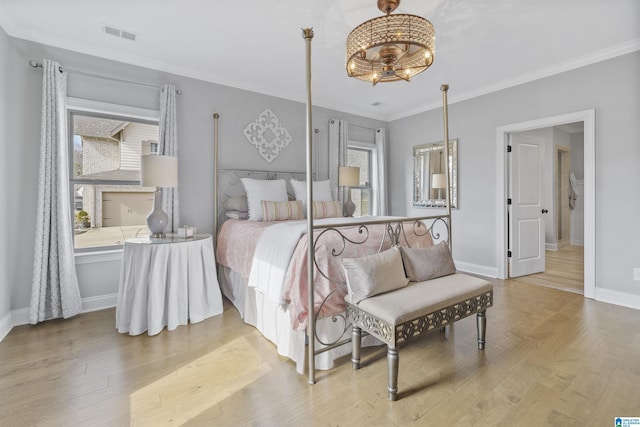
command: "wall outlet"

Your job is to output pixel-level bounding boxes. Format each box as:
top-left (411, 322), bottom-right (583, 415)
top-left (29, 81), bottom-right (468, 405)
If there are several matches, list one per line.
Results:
top-left (634, 268), bottom-right (640, 281)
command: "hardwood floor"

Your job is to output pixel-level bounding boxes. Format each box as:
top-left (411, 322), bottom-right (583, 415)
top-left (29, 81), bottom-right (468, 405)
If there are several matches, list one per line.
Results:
top-left (513, 245), bottom-right (585, 295)
top-left (2, 277), bottom-right (639, 426)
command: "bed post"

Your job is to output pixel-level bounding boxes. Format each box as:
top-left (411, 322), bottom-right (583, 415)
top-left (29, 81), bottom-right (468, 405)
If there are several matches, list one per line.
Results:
top-left (213, 113), bottom-right (220, 249)
top-left (302, 27), bottom-right (316, 385)
top-left (440, 85), bottom-right (452, 250)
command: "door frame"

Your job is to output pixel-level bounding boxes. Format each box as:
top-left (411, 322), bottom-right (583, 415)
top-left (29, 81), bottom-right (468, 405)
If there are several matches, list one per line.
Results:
top-left (496, 109), bottom-right (595, 299)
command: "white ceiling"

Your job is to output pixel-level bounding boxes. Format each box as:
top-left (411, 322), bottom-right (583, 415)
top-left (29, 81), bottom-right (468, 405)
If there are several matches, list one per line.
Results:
top-left (1, 0), bottom-right (638, 121)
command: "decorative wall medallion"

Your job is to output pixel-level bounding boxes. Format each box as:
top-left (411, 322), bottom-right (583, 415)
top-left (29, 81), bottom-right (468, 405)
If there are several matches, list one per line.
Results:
top-left (243, 108), bottom-right (292, 164)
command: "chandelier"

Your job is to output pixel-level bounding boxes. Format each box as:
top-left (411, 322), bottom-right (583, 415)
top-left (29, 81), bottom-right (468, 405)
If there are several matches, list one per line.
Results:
top-left (346, 0), bottom-right (435, 85)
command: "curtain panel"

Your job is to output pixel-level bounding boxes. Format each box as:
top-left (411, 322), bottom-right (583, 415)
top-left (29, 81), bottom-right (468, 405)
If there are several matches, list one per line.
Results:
top-left (374, 128), bottom-right (389, 215)
top-left (30, 59), bottom-right (82, 324)
top-left (158, 84), bottom-right (179, 232)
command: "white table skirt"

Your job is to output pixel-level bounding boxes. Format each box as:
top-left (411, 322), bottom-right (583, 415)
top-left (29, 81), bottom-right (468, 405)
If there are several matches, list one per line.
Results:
top-left (116, 234), bottom-right (223, 336)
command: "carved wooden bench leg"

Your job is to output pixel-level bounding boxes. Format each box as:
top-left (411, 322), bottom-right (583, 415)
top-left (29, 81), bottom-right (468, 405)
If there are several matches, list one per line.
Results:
top-left (387, 347), bottom-right (399, 401)
top-left (477, 310), bottom-right (487, 350)
top-left (352, 325), bottom-right (361, 370)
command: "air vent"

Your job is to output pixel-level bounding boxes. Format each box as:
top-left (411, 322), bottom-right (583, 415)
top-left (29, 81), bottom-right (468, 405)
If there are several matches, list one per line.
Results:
top-left (103, 24), bottom-right (137, 42)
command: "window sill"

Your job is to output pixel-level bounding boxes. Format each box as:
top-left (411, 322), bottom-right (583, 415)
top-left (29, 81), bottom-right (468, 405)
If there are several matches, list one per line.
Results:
top-left (74, 249), bottom-right (123, 265)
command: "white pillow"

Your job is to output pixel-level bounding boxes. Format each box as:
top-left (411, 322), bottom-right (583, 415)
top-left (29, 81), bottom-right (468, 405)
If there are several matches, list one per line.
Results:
top-left (290, 179), bottom-right (333, 203)
top-left (342, 247), bottom-right (409, 304)
top-left (225, 210), bottom-right (249, 220)
top-left (240, 178), bottom-right (288, 221)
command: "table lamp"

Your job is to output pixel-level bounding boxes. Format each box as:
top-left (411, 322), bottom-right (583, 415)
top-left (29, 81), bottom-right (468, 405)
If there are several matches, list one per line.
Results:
top-left (141, 154), bottom-right (178, 237)
top-left (432, 173), bottom-right (446, 200)
top-left (339, 166), bottom-right (360, 217)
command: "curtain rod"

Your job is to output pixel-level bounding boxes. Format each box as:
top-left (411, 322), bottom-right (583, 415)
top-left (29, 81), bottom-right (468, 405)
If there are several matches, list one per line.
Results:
top-left (28, 60), bottom-right (182, 95)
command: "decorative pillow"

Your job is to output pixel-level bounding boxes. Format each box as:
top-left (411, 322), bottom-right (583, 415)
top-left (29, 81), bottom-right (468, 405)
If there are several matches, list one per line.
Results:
top-left (290, 179), bottom-right (333, 203)
top-left (241, 178), bottom-right (288, 221)
top-left (261, 200), bottom-right (304, 221)
top-left (225, 210), bottom-right (249, 220)
top-left (399, 241), bottom-right (456, 282)
top-left (312, 200), bottom-right (343, 219)
top-left (223, 196), bottom-right (248, 212)
top-left (342, 246), bottom-right (409, 304)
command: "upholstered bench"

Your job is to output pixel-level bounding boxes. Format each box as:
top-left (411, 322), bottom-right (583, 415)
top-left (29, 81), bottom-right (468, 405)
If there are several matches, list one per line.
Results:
top-left (342, 244), bottom-right (494, 401)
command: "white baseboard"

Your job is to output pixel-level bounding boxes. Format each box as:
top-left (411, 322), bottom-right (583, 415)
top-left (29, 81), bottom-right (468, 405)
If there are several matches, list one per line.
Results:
top-left (81, 293), bottom-right (118, 313)
top-left (1, 293), bottom-right (118, 342)
top-left (545, 243), bottom-right (559, 251)
top-left (0, 310), bottom-right (13, 342)
top-left (11, 307), bottom-right (30, 327)
top-left (570, 239), bottom-right (584, 246)
top-left (595, 288), bottom-right (640, 311)
top-left (455, 260), bottom-right (497, 278)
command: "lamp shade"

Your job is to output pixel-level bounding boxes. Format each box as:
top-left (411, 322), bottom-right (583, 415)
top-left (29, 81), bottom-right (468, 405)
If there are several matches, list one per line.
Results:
top-left (141, 155), bottom-right (178, 188)
top-left (431, 173), bottom-right (446, 189)
top-left (339, 166), bottom-right (360, 187)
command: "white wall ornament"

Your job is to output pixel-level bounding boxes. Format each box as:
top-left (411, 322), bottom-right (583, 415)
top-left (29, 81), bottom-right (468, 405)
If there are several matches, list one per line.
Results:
top-left (243, 108), bottom-right (292, 164)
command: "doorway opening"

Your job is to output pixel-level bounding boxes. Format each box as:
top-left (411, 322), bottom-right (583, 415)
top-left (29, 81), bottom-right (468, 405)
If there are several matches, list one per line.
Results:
top-left (496, 110), bottom-right (595, 299)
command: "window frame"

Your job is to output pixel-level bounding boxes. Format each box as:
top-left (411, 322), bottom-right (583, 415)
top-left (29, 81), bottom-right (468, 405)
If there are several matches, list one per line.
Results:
top-left (67, 98), bottom-right (159, 253)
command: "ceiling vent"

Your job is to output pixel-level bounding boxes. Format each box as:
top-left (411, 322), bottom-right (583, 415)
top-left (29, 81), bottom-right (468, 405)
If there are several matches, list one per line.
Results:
top-left (103, 24), bottom-right (137, 42)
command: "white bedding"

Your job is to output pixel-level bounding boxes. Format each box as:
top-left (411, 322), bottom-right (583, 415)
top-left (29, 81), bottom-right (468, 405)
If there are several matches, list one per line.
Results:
top-left (247, 221), bottom-right (307, 305)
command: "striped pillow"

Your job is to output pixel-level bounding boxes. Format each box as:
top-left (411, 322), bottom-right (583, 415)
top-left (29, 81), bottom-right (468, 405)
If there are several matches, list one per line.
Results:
top-left (312, 200), bottom-right (343, 219)
top-left (261, 200), bottom-right (304, 221)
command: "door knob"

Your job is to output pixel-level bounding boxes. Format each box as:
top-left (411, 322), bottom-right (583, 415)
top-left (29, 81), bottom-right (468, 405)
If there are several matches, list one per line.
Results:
top-left (542, 209), bottom-right (548, 214)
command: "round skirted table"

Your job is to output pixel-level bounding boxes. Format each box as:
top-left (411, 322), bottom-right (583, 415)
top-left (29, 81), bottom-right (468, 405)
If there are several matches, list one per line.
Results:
top-left (116, 233), bottom-right (223, 336)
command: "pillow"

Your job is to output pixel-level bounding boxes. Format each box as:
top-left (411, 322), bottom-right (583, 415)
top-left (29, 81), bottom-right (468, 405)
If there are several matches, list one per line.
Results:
top-left (312, 200), bottom-right (343, 219)
top-left (261, 200), bottom-right (304, 221)
top-left (225, 210), bottom-right (249, 220)
top-left (290, 179), bottom-right (333, 203)
top-left (241, 178), bottom-right (288, 221)
top-left (342, 246), bottom-right (409, 304)
top-left (223, 196), bottom-right (248, 212)
top-left (399, 242), bottom-right (456, 282)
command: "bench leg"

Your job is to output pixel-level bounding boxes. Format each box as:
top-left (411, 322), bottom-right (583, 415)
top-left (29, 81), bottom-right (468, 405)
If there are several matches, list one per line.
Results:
top-left (477, 311), bottom-right (487, 350)
top-left (351, 325), bottom-right (361, 370)
top-left (387, 347), bottom-right (399, 401)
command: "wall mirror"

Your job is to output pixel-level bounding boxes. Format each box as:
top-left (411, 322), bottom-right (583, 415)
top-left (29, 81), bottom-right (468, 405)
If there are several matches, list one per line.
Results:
top-left (413, 139), bottom-right (458, 208)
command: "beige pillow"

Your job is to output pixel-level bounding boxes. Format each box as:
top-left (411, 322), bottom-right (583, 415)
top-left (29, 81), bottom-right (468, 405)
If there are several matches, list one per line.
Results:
top-left (312, 200), bottom-right (343, 219)
top-left (342, 246), bottom-right (409, 304)
top-left (261, 200), bottom-right (304, 221)
top-left (399, 242), bottom-right (456, 282)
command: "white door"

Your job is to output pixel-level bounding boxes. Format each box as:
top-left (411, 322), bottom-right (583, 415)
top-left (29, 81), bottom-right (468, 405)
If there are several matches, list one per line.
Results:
top-left (509, 133), bottom-right (546, 277)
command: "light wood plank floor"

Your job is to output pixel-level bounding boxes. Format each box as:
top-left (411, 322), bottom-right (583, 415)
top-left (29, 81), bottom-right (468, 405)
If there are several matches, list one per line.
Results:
top-left (514, 245), bottom-right (585, 295)
top-left (2, 278), bottom-right (639, 426)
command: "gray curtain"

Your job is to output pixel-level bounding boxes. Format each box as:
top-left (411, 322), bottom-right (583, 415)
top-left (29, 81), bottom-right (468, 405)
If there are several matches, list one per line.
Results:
top-left (158, 84), bottom-right (179, 232)
top-left (328, 119), bottom-right (348, 202)
top-left (373, 128), bottom-right (389, 215)
top-left (30, 59), bottom-right (81, 324)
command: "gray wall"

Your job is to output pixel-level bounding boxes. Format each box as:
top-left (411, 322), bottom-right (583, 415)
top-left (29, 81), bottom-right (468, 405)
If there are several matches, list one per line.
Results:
top-left (571, 132), bottom-right (585, 179)
top-left (390, 50), bottom-right (640, 297)
top-left (0, 26), bottom-right (10, 331)
top-left (3, 32), bottom-right (639, 327)
top-left (4, 36), bottom-right (386, 314)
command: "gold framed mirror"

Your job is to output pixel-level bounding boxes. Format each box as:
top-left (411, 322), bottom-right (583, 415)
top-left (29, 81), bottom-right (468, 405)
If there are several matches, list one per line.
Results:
top-left (413, 139), bottom-right (457, 208)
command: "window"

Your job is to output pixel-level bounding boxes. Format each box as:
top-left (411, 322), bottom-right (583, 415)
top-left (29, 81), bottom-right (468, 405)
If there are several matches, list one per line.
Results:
top-left (347, 146), bottom-right (372, 216)
top-left (70, 110), bottom-right (159, 251)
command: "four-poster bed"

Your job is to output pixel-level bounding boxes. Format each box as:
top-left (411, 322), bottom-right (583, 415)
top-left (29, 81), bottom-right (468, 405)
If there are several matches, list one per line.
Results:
top-left (211, 29), bottom-right (460, 384)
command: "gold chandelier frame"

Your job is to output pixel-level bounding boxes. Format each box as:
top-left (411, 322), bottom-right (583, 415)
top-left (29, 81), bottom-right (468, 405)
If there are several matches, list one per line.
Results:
top-left (346, 0), bottom-right (435, 85)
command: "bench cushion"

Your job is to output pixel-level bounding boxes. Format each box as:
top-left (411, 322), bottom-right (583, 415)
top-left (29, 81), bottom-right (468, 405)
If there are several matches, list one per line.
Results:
top-left (354, 273), bottom-right (493, 326)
